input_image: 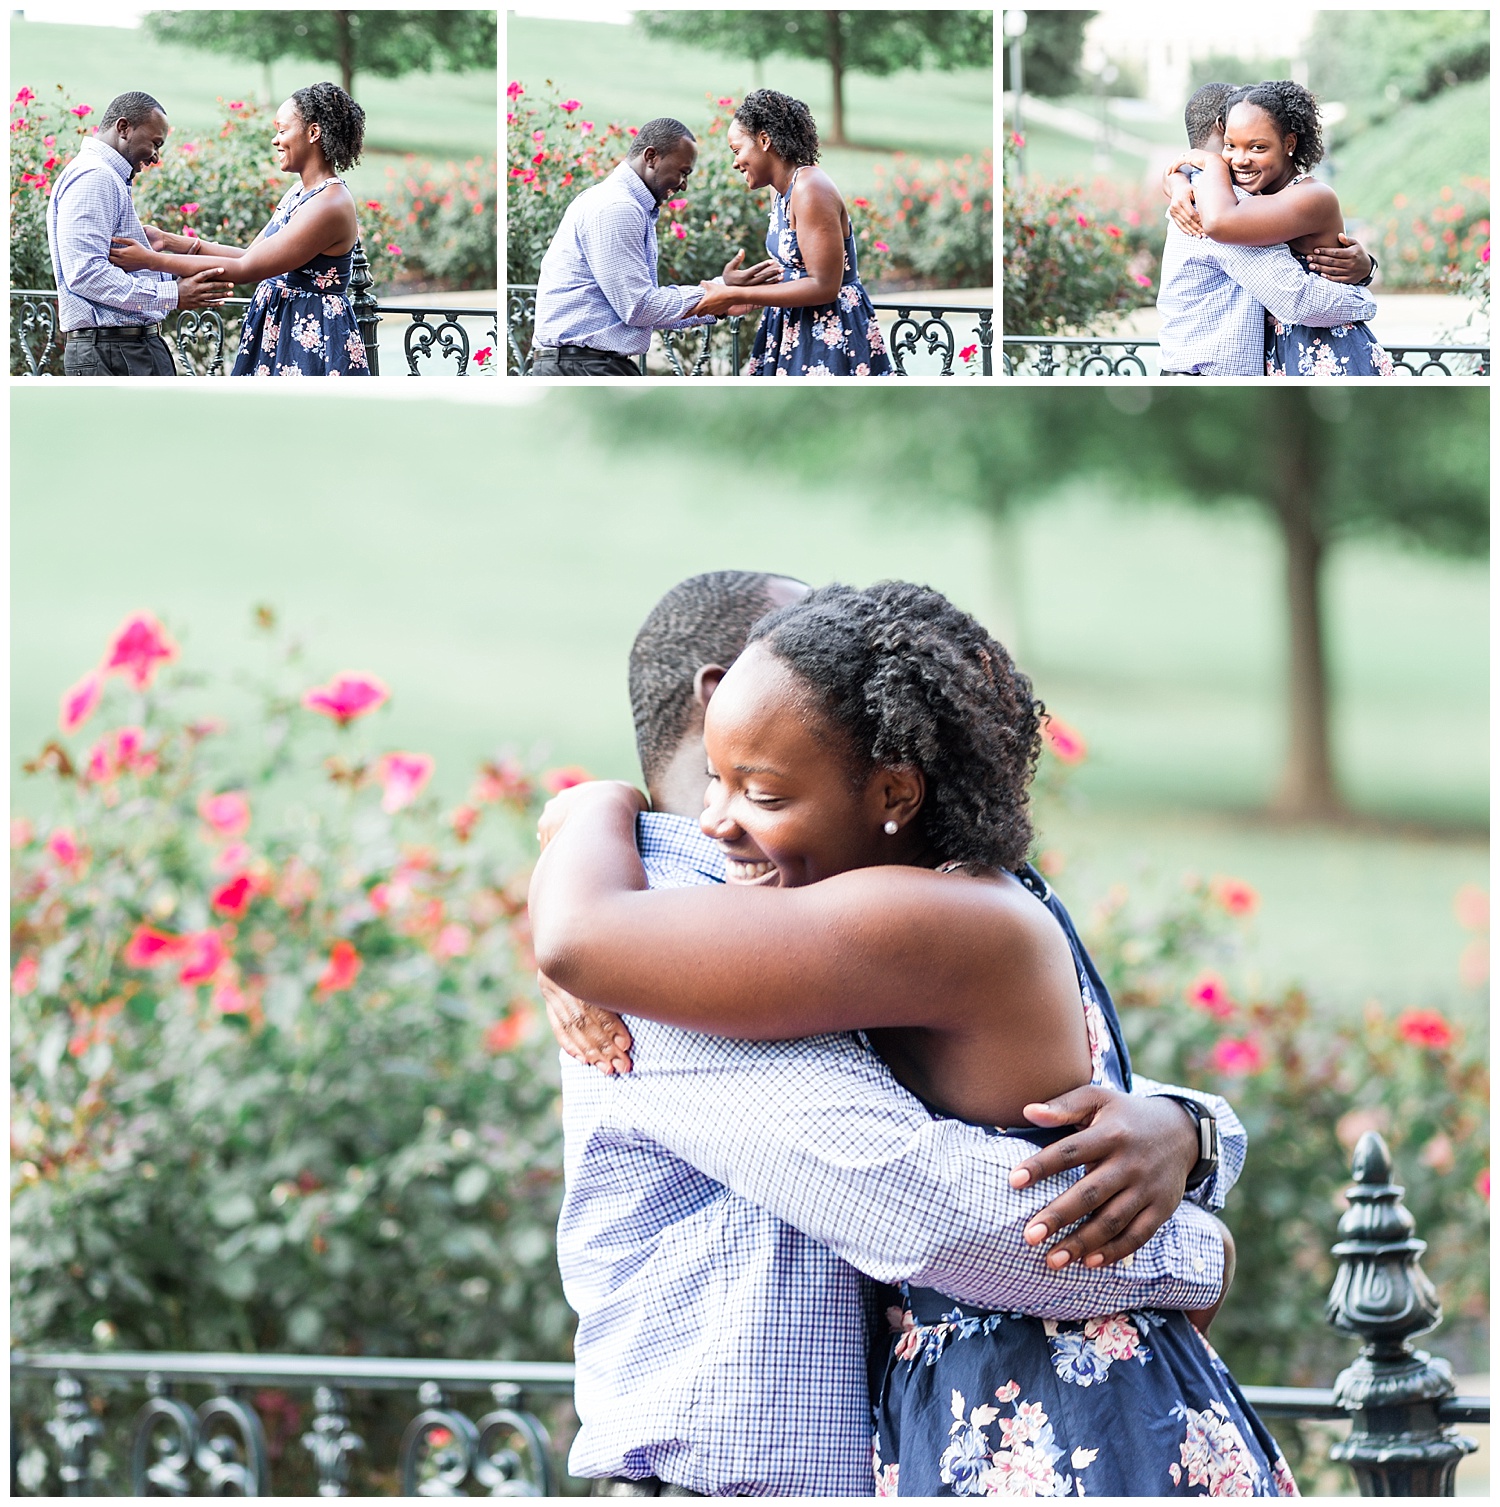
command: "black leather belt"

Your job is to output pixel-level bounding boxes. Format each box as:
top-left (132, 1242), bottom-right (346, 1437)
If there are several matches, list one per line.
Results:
top-left (66, 326), bottom-right (156, 342)
top-left (535, 343), bottom-right (631, 359)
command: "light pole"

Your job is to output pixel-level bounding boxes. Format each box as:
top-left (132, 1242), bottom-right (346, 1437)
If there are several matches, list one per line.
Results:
top-left (1004, 10), bottom-right (1027, 179)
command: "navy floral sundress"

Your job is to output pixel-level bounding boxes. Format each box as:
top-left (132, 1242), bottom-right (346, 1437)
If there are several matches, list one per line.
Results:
top-left (231, 180), bottom-right (369, 377)
top-left (745, 167), bottom-right (892, 377)
top-left (872, 871), bottom-right (1298, 1498)
top-left (1266, 176), bottom-right (1393, 378)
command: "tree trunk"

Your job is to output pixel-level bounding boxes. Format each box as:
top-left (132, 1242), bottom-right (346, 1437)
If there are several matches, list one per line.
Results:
top-left (1269, 394), bottom-right (1342, 819)
top-left (826, 12), bottom-right (847, 146)
top-left (335, 12), bottom-right (355, 97)
top-left (983, 505), bottom-right (1025, 665)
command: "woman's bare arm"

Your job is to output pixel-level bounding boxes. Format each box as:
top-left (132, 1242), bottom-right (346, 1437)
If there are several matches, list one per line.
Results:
top-left (1184, 154), bottom-right (1342, 245)
top-left (695, 170), bottom-right (848, 314)
top-left (112, 192), bottom-right (356, 283)
top-left (528, 783), bottom-right (1053, 1039)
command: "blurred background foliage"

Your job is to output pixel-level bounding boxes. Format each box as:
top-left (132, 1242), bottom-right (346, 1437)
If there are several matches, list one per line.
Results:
top-left (10, 387), bottom-right (1487, 1408)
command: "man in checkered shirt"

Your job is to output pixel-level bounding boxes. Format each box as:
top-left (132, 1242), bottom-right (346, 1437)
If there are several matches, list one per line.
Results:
top-left (46, 90), bottom-right (232, 376)
top-left (530, 117), bottom-right (779, 377)
top-left (1156, 82), bottom-right (1378, 376)
top-left (548, 571), bottom-right (1246, 1497)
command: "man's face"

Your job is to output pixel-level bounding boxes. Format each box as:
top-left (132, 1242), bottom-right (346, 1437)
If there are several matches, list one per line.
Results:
top-left (639, 136), bottom-right (698, 203)
top-left (118, 109), bottom-right (169, 177)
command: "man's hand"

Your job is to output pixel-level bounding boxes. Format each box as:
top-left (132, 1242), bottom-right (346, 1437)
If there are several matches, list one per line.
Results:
top-left (695, 278), bottom-right (754, 318)
top-left (540, 971), bottom-right (634, 1073)
top-left (1303, 233), bottom-right (1373, 284)
top-left (537, 779), bottom-right (648, 852)
top-left (175, 265), bottom-right (233, 310)
top-left (1007, 1087), bottom-right (1201, 1270)
top-left (1166, 175), bottom-right (1204, 237)
top-left (721, 249), bottom-right (782, 288)
top-left (108, 235), bottom-right (159, 273)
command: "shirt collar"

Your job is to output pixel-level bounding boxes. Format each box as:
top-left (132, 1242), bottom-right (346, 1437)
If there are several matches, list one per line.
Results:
top-left (81, 136), bottom-right (135, 185)
top-left (613, 159), bottom-right (661, 219)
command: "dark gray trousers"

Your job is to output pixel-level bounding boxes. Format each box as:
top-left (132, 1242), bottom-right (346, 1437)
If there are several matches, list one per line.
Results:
top-left (63, 327), bottom-right (178, 376)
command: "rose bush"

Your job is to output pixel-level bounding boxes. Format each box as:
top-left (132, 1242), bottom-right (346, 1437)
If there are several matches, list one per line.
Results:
top-left (1002, 134), bottom-right (1157, 338)
top-left (381, 154), bottom-right (497, 289)
top-left (1373, 177), bottom-right (1490, 291)
top-left (11, 608), bottom-right (571, 1368)
top-left (867, 150), bottom-right (993, 289)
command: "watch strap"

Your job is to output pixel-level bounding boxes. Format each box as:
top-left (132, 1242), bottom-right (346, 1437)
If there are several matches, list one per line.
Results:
top-left (1164, 1094), bottom-right (1220, 1191)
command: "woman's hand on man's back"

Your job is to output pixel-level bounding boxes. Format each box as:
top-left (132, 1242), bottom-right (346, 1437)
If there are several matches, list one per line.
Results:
top-left (1006, 1087), bottom-right (1203, 1271)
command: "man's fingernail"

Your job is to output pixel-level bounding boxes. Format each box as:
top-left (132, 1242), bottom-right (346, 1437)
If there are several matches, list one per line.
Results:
top-left (1048, 1250), bottom-right (1071, 1269)
top-left (1085, 1254), bottom-right (1104, 1268)
top-left (1024, 1222), bottom-right (1047, 1243)
top-left (1011, 1169), bottom-right (1030, 1187)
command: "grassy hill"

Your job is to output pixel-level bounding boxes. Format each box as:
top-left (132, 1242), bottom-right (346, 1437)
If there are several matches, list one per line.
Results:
top-left (506, 15), bottom-right (991, 199)
top-left (9, 17), bottom-right (496, 200)
top-left (10, 388), bottom-right (1487, 1018)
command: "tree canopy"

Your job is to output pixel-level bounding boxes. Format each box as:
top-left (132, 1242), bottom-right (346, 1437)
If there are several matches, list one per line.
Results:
top-left (1001, 11), bottom-right (1095, 98)
top-left (144, 10), bottom-right (496, 97)
top-left (634, 10), bottom-right (991, 146)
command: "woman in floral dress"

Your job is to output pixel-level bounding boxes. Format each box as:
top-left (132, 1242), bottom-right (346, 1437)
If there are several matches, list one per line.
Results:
top-left (529, 581), bottom-right (1297, 1497)
top-left (110, 82), bottom-right (369, 376)
top-left (692, 89), bottom-right (890, 376)
top-left (1164, 81), bottom-right (1392, 377)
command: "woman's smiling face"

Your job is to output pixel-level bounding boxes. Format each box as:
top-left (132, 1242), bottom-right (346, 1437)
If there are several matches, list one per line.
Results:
top-left (727, 119), bottom-right (777, 192)
top-left (272, 100), bottom-right (316, 172)
top-left (700, 643), bottom-right (889, 888)
top-left (1221, 101), bottom-right (1297, 194)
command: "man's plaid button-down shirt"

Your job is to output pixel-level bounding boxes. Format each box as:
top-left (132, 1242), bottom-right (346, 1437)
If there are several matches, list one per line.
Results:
top-left (47, 137), bottom-right (179, 331)
top-left (556, 813), bottom-right (1246, 1495)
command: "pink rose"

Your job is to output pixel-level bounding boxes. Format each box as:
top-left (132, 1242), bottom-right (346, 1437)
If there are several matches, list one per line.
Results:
top-left (177, 929), bottom-right (229, 986)
top-left (59, 670), bottom-right (103, 734)
top-left (301, 672), bottom-right (390, 726)
top-left (1186, 972), bottom-right (1236, 1020)
top-left (1040, 714), bottom-right (1087, 764)
top-left (71, 103), bottom-right (92, 118)
top-left (1209, 1035), bottom-right (1265, 1076)
top-left (199, 790), bottom-right (251, 837)
top-left (1210, 876), bottom-right (1259, 916)
top-left (507, 81), bottom-right (524, 100)
top-left (561, 99), bottom-right (581, 113)
top-left (542, 765), bottom-right (591, 793)
top-left (12, 954), bottom-right (39, 996)
top-left (123, 924), bottom-right (183, 969)
top-left (316, 939), bottom-right (361, 995)
top-left (1396, 1009), bottom-right (1454, 1050)
top-left (104, 612), bottom-right (178, 690)
top-left (375, 751), bottom-right (435, 813)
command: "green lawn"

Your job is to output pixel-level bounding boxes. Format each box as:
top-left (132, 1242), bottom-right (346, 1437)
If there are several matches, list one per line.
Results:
top-left (9, 17), bottom-right (497, 201)
top-left (506, 16), bottom-right (991, 199)
top-left (10, 387), bottom-right (1487, 1019)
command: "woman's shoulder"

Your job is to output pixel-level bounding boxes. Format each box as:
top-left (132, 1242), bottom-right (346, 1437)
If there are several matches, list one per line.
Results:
top-left (789, 164), bottom-right (845, 207)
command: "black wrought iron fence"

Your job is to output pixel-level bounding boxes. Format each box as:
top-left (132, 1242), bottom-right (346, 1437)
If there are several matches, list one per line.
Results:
top-left (1002, 336), bottom-right (1491, 378)
top-left (11, 245), bottom-right (498, 377)
top-left (10, 1132), bottom-right (1485, 1496)
top-left (507, 285), bottom-right (994, 376)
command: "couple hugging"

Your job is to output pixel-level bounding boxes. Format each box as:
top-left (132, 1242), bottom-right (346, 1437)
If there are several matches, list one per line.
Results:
top-left (531, 89), bottom-right (890, 377)
top-left (48, 84), bottom-right (370, 376)
top-left (527, 572), bottom-right (1298, 1497)
top-left (1157, 80), bottom-right (1393, 377)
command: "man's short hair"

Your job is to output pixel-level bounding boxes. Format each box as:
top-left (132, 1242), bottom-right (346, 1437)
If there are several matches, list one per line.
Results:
top-left (102, 91), bottom-right (167, 129)
top-left (1184, 82), bottom-right (1238, 149)
top-left (629, 570), bottom-right (801, 786)
top-left (628, 117), bottom-right (694, 160)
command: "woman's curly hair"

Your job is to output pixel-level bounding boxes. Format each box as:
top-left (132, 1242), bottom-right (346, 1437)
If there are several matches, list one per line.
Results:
top-left (1226, 80), bottom-right (1324, 173)
top-left (747, 581), bottom-right (1043, 871)
top-left (733, 88), bottom-right (820, 167)
top-left (291, 81), bottom-right (366, 174)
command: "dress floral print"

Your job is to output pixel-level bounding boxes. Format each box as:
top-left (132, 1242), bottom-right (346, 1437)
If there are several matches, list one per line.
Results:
top-left (871, 904), bottom-right (1298, 1496)
top-left (231, 180), bottom-right (369, 377)
top-left (744, 167), bottom-right (891, 377)
top-left (1264, 178), bottom-right (1393, 378)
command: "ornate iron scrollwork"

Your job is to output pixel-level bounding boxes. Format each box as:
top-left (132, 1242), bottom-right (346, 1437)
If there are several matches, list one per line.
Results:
top-left (301, 1385), bottom-right (364, 1496)
top-left (131, 1378), bottom-right (198, 1495)
top-left (170, 310), bottom-right (229, 376)
top-left (400, 1381), bottom-right (481, 1496)
top-left (888, 307), bottom-right (957, 375)
top-left (194, 1393), bottom-right (269, 1495)
top-left (16, 295), bottom-right (60, 375)
top-left (44, 1373), bottom-right (102, 1495)
top-left (404, 313), bottom-right (474, 375)
top-left (472, 1383), bottom-right (555, 1497)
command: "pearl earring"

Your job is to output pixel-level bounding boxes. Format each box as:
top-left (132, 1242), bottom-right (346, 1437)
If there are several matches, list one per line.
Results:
top-left (883, 820), bottom-right (899, 835)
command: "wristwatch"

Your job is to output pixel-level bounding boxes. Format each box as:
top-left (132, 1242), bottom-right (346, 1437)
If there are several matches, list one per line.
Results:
top-left (1355, 253), bottom-right (1378, 288)
top-left (1164, 1095), bottom-right (1220, 1192)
